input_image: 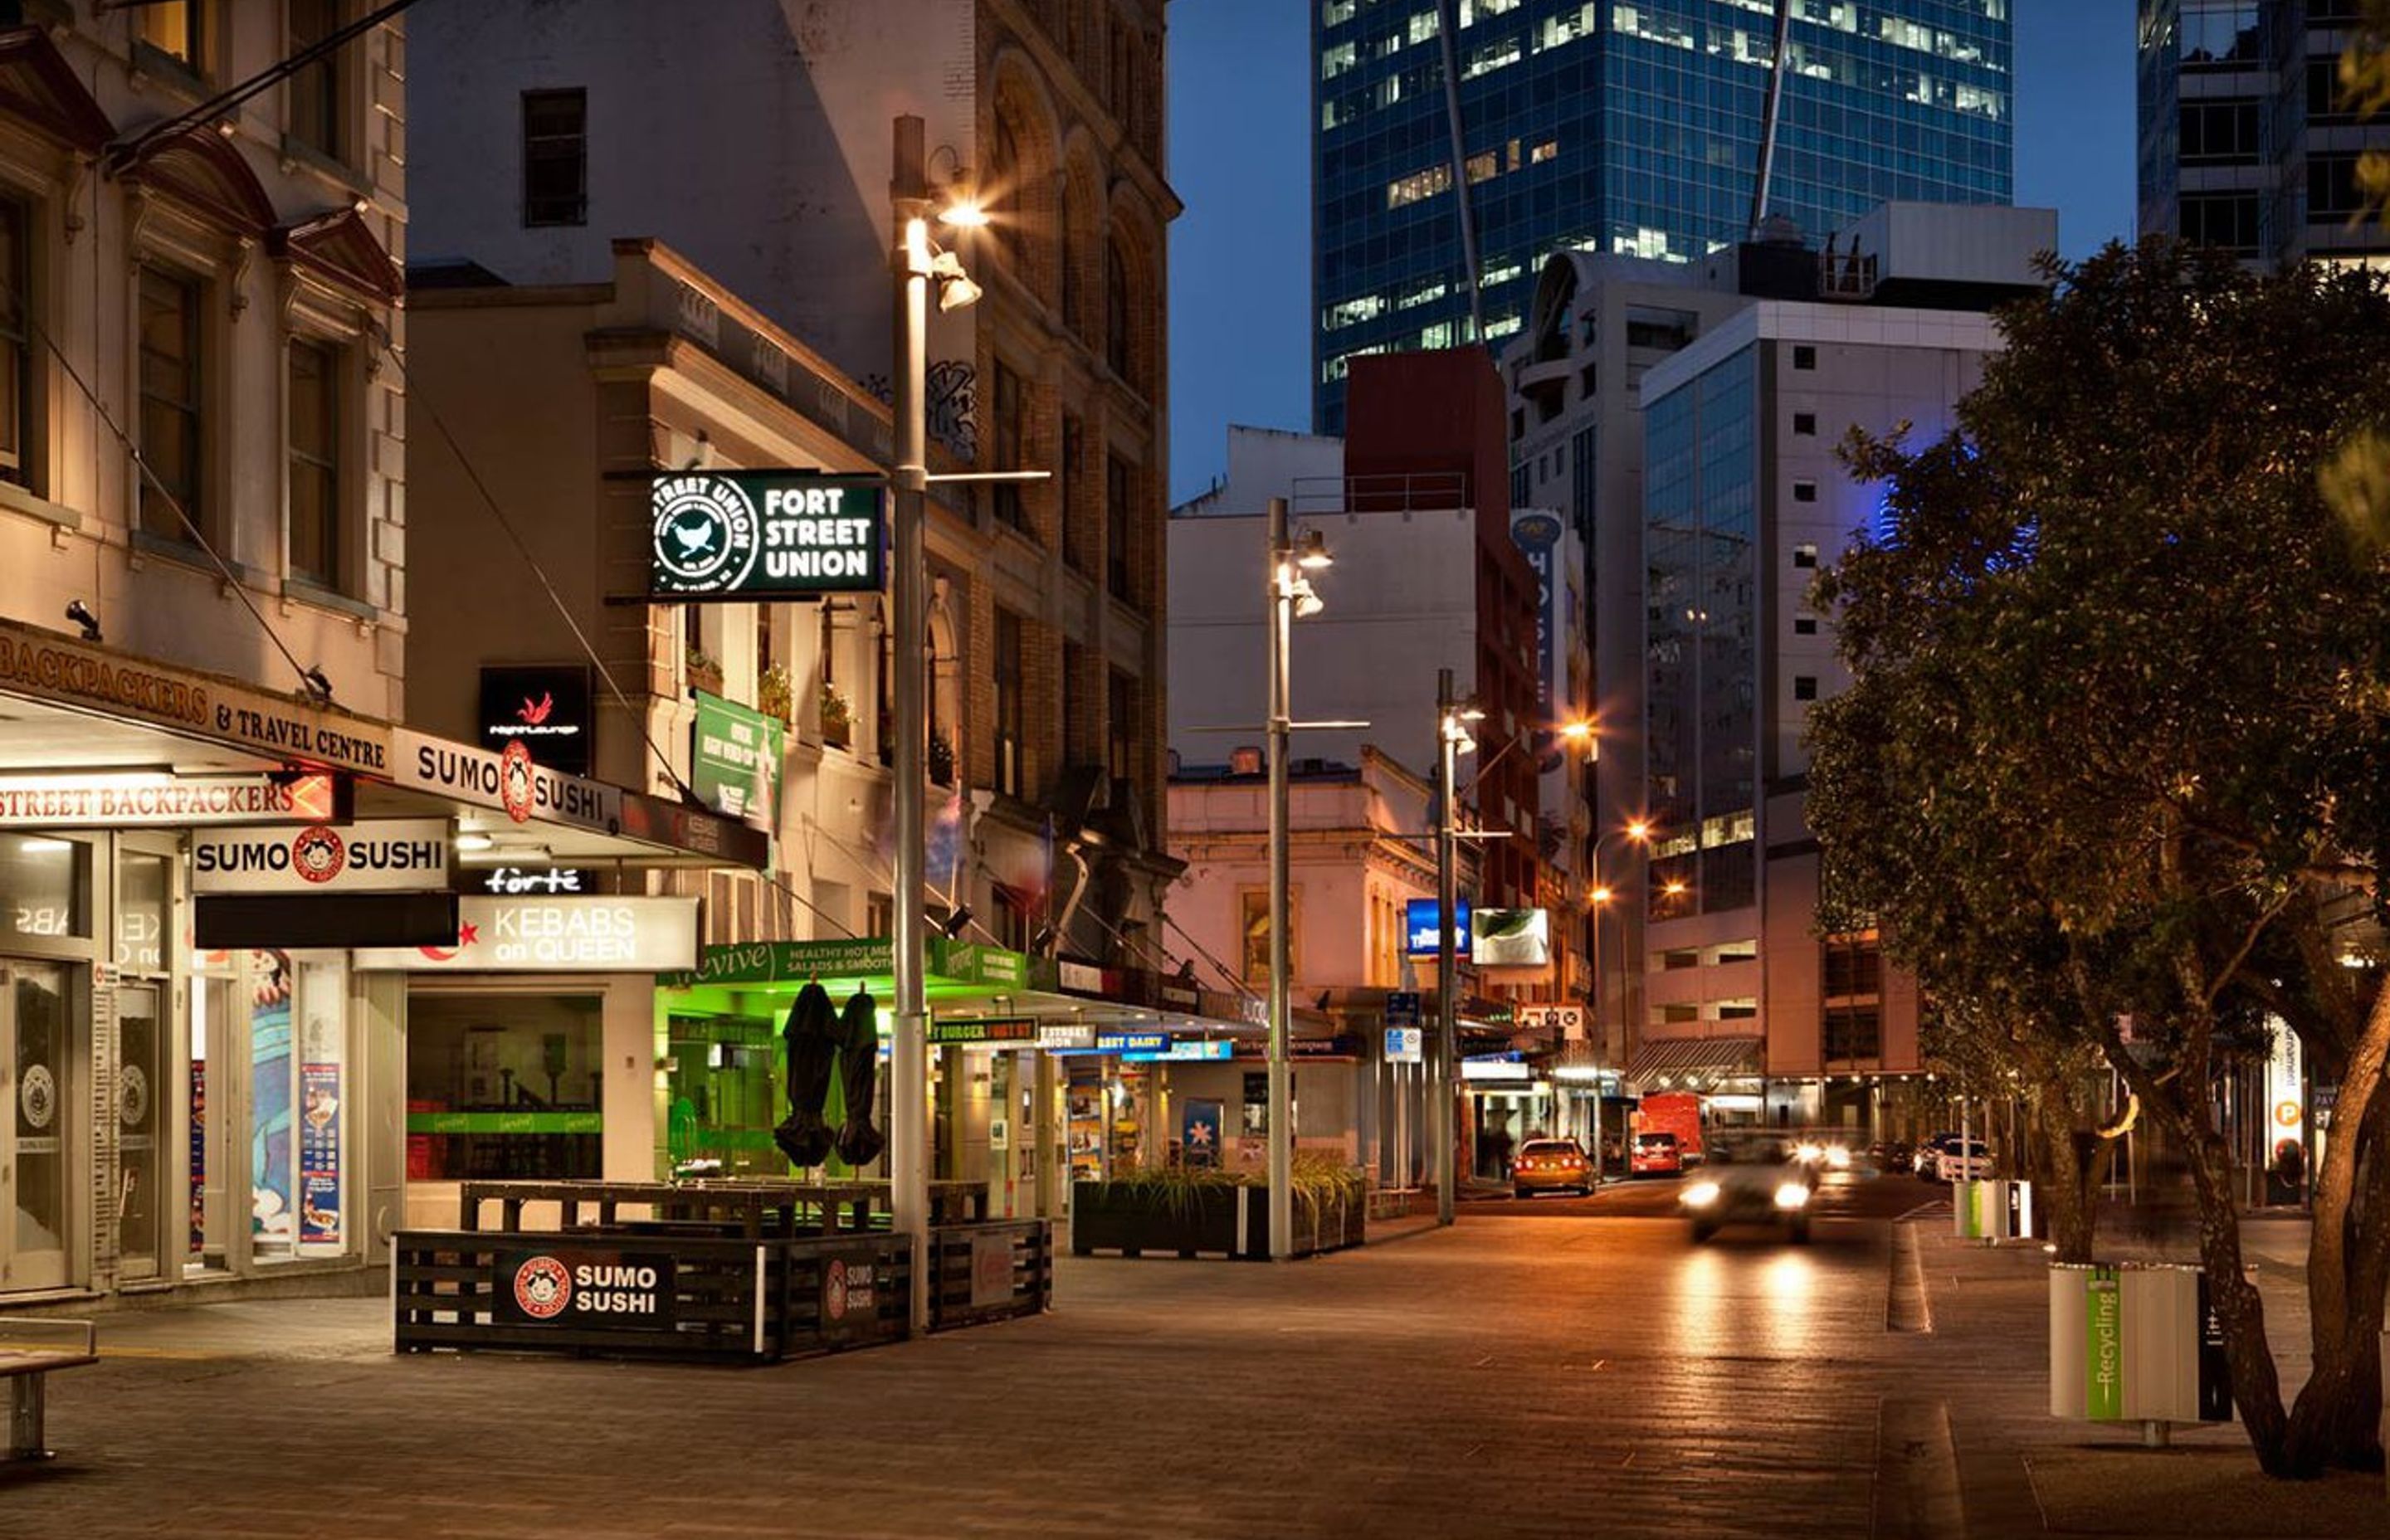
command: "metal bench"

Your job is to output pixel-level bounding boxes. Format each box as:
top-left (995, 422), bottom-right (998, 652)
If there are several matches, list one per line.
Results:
top-left (0, 1318), bottom-right (96, 1462)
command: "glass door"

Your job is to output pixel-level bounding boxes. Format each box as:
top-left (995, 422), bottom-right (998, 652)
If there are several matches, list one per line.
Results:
top-left (3, 962), bottom-right (70, 1291)
top-left (115, 983), bottom-right (163, 1280)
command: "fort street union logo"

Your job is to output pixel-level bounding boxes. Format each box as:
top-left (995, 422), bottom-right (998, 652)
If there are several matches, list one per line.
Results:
top-left (290, 826), bottom-right (347, 884)
top-left (513, 1255), bottom-right (572, 1320)
top-left (651, 475), bottom-right (760, 597)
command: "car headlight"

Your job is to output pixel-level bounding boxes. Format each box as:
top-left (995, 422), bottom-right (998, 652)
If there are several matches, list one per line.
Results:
top-left (1825, 1147), bottom-right (1851, 1169)
top-left (1773, 1182), bottom-right (1812, 1210)
top-left (1682, 1181), bottom-right (1720, 1209)
top-left (1794, 1142), bottom-right (1822, 1163)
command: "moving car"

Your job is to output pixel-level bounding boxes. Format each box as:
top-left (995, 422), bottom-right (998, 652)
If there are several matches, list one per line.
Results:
top-left (1511, 1138), bottom-right (1593, 1198)
top-left (1934, 1138), bottom-right (1992, 1183)
top-left (1630, 1130), bottom-right (1683, 1176)
top-left (1680, 1133), bottom-right (1816, 1243)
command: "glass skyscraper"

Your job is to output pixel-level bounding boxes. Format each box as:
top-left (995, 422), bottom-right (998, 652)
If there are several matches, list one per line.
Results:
top-left (1313, 1), bottom-right (2014, 432)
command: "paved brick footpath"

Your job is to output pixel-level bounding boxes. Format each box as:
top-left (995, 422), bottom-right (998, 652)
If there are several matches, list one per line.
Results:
top-left (16, 1216), bottom-right (1928, 1540)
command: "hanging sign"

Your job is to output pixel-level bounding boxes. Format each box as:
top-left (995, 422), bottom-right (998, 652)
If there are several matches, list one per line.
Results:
top-left (392, 729), bottom-right (620, 834)
top-left (690, 691), bottom-right (783, 826)
top-left (925, 1018), bottom-right (1037, 1046)
top-left (192, 819), bottom-right (449, 894)
top-left (1471, 908), bottom-right (1553, 967)
top-left (1385, 1026), bottom-right (1424, 1063)
top-left (0, 772), bottom-right (349, 827)
top-left (1404, 898), bottom-right (1471, 958)
top-left (350, 895), bottom-right (700, 972)
top-left (1514, 1002), bottom-right (1587, 1041)
top-left (648, 471), bottom-right (886, 600)
top-left (479, 665), bottom-right (593, 777)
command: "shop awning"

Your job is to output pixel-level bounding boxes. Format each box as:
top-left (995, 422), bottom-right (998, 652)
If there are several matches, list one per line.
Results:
top-left (656, 937), bottom-right (1262, 1044)
top-left (0, 616), bottom-right (766, 869)
top-left (1626, 1034), bottom-right (1764, 1088)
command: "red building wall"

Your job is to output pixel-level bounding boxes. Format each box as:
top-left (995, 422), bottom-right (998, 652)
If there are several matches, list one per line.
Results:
top-left (1344, 350), bottom-right (1543, 906)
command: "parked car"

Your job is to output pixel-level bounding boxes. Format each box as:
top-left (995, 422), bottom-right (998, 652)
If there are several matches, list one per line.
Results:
top-left (1871, 1139), bottom-right (1913, 1174)
top-left (1934, 1138), bottom-right (1993, 1183)
top-left (1630, 1131), bottom-right (1683, 1176)
top-left (1512, 1138), bottom-right (1593, 1199)
top-left (1680, 1132), bottom-right (1816, 1244)
top-left (1914, 1134), bottom-right (1958, 1178)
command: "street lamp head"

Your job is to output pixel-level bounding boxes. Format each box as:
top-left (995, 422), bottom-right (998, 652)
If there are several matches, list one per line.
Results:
top-left (938, 197), bottom-right (990, 230)
top-left (1560, 719), bottom-right (1594, 743)
top-left (929, 250), bottom-right (982, 312)
top-left (1296, 529), bottom-right (1334, 570)
top-left (1662, 878), bottom-right (1688, 897)
top-left (1589, 885), bottom-right (1612, 905)
top-left (1626, 819), bottom-right (1652, 842)
top-left (1458, 702), bottom-right (1487, 723)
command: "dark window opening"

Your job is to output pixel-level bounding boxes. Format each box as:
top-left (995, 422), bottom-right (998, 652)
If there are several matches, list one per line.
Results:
top-left (1792, 412), bottom-right (1816, 436)
top-left (1793, 675), bottom-right (1818, 702)
top-left (994, 608), bottom-right (1025, 798)
top-left (992, 358), bottom-right (1029, 535)
top-left (1106, 452), bottom-right (1136, 606)
top-left (287, 339), bottom-right (340, 588)
top-left (1791, 344), bottom-right (1816, 371)
top-left (137, 267), bottom-right (203, 543)
top-left (287, 0), bottom-right (341, 158)
top-left (523, 88), bottom-right (588, 227)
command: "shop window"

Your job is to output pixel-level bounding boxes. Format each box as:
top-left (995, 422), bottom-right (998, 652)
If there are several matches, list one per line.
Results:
top-left (243, 953), bottom-right (351, 1261)
top-left (663, 1014), bottom-right (783, 1177)
top-left (286, 0), bottom-right (343, 160)
top-left (405, 993), bottom-right (606, 1182)
top-left (0, 833), bottom-right (85, 943)
top-left (138, 266), bottom-right (206, 545)
top-left (287, 338), bottom-right (342, 589)
top-left (522, 88), bottom-right (588, 227)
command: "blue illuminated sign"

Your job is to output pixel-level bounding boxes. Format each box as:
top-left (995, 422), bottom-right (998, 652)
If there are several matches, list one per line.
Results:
top-left (1121, 1040), bottom-right (1233, 1063)
top-left (1404, 898), bottom-right (1471, 958)
top-left (1096, 1031), bottom-right (1169, 1055)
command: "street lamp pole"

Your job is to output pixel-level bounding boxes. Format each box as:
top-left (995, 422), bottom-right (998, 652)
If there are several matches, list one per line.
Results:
top-left (1434, 667), bottom-right (1464, 1226)
top-left (1266, 496), bottom-right (1295, 1260)
top-left (889, 115), bottom-right (934, 1333)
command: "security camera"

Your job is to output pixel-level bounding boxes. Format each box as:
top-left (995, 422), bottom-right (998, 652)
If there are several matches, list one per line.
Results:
top-left (64, 600), bottom-right (100, 642)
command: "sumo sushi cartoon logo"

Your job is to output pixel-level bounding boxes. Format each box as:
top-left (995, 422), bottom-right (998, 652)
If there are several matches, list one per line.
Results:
top-left (290, 826), bottom-right (346, 884)
top-left (825, 1259), bottom-right (849, 1322)
top-left (513, 1255), bottom-right (572, 1320)
top-left (500, 740), bottom-right (536, 824)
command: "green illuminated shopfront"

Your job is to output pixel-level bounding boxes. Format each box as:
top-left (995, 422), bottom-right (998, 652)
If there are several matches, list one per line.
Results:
top-left (650, 938), bottom-right (1261, 1219)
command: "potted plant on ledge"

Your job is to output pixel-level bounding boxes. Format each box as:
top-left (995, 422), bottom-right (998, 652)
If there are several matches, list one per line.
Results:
top-left (818, 683), bottom-right (852, 749)
top-left (758, 663), bottom-right (794, 724)
top-left (685, 646), bottom-right (723, 699)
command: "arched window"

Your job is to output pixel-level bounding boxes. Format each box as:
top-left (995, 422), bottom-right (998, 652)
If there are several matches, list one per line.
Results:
top-left (988, 110), bottom-right (1022, 280)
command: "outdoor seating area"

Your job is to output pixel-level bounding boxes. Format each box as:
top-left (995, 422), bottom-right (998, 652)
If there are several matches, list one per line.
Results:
top-left (396, 1179), bottom-right (1048, 1363)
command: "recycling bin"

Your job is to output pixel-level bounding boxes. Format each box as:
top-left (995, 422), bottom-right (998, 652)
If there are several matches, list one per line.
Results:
top-left (1954, 1178), bottom-right (2035, 1241)
top-left (2050, 1262), bottom-right (2233, 1435)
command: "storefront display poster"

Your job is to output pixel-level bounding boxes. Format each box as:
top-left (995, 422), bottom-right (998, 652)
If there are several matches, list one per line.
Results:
top-left (300, 1062), bottom-right (342, 1247)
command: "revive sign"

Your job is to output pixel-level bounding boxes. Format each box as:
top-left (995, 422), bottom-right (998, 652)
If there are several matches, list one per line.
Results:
top-left (191, 819), bottom-right (449, 894)
top-left (648, 472), bottom-right (886, 600)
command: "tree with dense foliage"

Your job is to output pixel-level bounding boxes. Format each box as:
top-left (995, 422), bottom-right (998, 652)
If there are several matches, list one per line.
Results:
top-left (1807, 241), bottom-right (2390, 1477)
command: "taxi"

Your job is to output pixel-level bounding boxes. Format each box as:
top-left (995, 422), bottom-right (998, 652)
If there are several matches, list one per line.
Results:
top-left (1511, 1138), bottom-right (1593, 1198)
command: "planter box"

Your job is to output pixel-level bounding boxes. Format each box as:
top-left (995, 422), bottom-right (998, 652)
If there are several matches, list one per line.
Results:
top-left (1069, 1182), bottom-right (1365, 1260)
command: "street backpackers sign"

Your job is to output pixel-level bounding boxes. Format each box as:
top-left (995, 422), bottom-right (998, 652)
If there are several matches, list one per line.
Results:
top-left (192, 819), bottom-right (449, 894)
top-left (648, 471), bottom-right (885, 600)
top-left (496, 1247), bottom-right (676, 1330)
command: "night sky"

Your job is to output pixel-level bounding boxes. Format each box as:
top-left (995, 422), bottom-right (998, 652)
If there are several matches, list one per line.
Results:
top-left (1165, 4), bottom-right (2138, 504)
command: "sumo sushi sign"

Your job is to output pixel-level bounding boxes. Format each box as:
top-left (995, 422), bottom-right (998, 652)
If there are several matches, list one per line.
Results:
top-left (647, 471), bottom-right (885, 600)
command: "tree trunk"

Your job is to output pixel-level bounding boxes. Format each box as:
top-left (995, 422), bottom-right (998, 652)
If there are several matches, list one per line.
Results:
top-left (2027, 1094), bottom-right (2100, 1263)
top-left (2173, 1108), bottom-right (2293, 1474)
top-left (2285, 1012), bottom-right (2390, 1474)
